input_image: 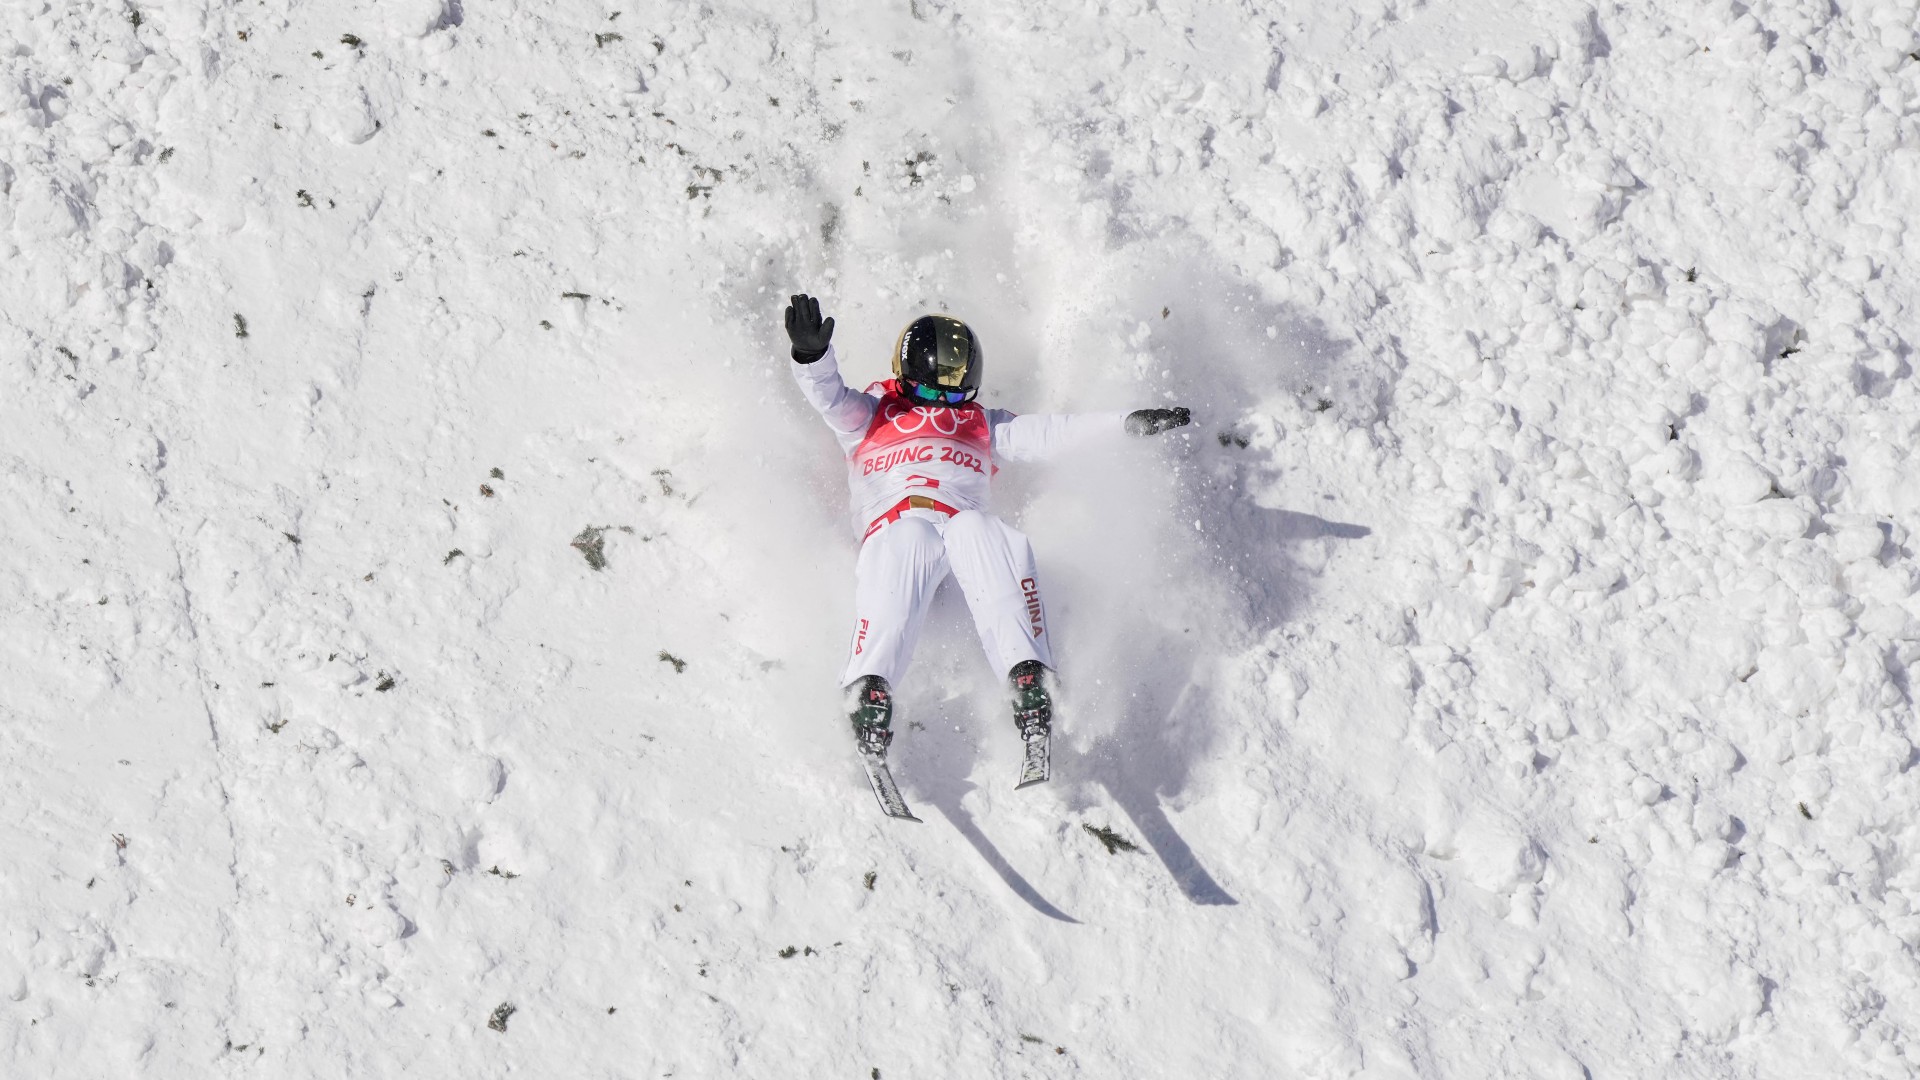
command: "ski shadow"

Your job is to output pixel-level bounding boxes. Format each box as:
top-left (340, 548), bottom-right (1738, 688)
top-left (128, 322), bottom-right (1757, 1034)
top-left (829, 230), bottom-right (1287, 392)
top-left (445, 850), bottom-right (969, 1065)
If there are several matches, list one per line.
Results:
top-left (1077, 687), bottom-right (1240, 907)
top-left (904, 630), bottom-right (1079, 924)
top-left (923, 782), bottom-right (1078, 924)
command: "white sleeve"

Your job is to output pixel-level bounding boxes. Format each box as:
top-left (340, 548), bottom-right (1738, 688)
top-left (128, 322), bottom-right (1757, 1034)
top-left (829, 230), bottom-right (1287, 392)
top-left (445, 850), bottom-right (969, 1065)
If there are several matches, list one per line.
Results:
top-left (987, 409), bottom-right (1129, 462)
top-left (790, 346), bottom-right (877, 453)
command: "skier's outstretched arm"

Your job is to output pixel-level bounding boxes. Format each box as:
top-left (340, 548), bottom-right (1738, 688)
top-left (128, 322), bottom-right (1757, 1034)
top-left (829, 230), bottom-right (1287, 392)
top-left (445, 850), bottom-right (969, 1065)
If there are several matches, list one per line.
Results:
top-left (989, 406), bottom-right (1191, 462)
top-left (785, 293), bottom-right (875, 448)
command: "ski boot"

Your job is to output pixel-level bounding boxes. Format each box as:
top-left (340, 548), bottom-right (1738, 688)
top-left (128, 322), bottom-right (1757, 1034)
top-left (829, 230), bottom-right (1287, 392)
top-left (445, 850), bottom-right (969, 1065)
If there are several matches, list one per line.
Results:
top-left (848, 675), bottom-right (919, 821)
top-left (847, 675), bottom-right (894, 757)
top-left (1009, 660), bottom-right (1052, 787)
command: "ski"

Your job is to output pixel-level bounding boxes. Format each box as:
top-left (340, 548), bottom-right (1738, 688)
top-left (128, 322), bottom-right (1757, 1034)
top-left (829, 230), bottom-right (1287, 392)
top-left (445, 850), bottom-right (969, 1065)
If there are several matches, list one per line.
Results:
top-left (861, 752), bottom-right (922, 822)
top-left (1015, 730), bottom-right (1051, 788)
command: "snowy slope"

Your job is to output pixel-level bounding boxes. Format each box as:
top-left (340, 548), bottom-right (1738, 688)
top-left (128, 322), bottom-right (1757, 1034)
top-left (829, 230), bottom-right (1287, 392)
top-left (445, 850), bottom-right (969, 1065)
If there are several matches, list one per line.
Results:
top-left (5, 0), bottom-right (1920, 1076)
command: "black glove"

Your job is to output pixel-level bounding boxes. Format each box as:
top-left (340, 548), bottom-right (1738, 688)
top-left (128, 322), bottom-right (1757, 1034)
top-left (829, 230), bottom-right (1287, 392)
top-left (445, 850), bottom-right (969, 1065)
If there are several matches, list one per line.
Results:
top-left (784, 293), bottom-right (835, 364)
top-left (1126, 406), bottom-right (1191, 436)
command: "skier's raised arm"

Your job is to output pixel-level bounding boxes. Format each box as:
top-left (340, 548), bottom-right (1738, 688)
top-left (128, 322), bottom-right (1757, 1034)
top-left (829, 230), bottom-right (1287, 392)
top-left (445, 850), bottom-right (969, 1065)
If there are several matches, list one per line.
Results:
top-left (988, 405), bottom-right (1191, 462)
top-left (785, 293), bottom-right (875, 450)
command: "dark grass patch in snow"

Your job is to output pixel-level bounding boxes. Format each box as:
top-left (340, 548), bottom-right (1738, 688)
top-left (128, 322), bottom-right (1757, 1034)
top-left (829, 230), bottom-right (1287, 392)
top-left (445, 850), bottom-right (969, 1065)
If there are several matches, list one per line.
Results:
top-left (571, 525), bottom-right (634, 570)
top-left (902, 149), bottom-right (935, 185)
top-left (571, 527), bottom-right (607, 569)
top-left (1082, 823), bottom-right (1139, 854)
top-left (487, 1003), bottom-right (515, 1032)
top-left (657, 650), bottom-right (687, 673)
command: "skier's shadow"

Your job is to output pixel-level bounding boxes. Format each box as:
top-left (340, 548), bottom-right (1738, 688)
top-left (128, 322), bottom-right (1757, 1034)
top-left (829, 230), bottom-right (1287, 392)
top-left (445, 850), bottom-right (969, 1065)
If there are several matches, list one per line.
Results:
top-left (1017, 259), bottom-right (1376, 907)
top-left (1059, 503), bottom-right (1374, 899)
top-left (898, 501), bottom-right (1366, 916)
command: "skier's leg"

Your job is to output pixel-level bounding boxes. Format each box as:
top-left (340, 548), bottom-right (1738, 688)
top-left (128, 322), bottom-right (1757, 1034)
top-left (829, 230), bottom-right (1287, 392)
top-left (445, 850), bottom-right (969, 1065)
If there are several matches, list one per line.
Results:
top-left (940, 510), bottom-right (1054, 676)
top-left (839, 515), bottom-right (951, 688)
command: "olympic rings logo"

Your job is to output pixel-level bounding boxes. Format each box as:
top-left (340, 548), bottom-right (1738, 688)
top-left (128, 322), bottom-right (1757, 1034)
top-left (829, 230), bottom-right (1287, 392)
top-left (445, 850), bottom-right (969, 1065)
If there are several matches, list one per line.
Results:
top-left (881, 400), bottom-right (965, 436)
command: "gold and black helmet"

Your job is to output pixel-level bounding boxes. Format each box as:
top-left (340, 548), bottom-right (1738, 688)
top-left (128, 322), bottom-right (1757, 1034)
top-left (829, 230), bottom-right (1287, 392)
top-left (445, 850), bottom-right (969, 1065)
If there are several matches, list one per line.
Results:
top-left (893, 315), bottom-right (983, 405)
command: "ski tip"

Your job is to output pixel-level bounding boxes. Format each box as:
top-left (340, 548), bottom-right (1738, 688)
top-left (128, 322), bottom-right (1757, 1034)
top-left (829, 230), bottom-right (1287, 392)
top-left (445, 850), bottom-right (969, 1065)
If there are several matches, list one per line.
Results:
top-left (861, 753), bottom-right (923, 822)
top-left (1015, 737), bottom-right (1051, 789)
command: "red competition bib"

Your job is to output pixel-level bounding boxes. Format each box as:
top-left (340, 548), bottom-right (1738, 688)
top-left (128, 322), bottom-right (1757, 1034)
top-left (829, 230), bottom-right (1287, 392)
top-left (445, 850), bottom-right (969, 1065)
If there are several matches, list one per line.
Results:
top-left (852, 380), bottom-right (993, 475)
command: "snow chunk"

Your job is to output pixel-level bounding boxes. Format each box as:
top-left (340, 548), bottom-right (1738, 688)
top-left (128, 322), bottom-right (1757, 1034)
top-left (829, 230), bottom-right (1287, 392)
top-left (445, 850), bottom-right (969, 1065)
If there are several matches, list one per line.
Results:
top-left (1729, 499), bottom-right (1813, 540)
top-left (10, 176), bottom-right (84, 240)
top-left (1826, 515), bottom-right (1888, 564)
top-left (1754, 645), bottom-right (1836, 719)
top-left (319, 86), bottom-right (382, 146)
top-left (382, 0), bottom-right (455, 40)
top-left (1442, 821), bottom-right (1547, 895)
top-left (1698, 454), bottom-right (1774, 505)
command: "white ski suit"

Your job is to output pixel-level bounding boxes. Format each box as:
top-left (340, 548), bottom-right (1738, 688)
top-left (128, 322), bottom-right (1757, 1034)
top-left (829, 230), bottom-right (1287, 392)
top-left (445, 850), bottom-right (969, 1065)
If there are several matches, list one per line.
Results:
top-left (792, 346), bottom-right (1124, 688)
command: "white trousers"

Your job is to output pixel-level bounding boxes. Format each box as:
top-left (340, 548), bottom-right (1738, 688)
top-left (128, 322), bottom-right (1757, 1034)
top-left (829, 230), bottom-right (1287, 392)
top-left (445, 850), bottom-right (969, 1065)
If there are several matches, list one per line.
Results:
top-left (841, 509), bottom-right (1053, 688)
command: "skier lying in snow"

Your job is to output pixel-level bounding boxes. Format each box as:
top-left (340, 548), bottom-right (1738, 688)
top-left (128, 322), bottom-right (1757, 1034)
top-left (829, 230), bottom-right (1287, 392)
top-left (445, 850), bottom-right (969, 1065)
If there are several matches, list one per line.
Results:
top-left (784, 293), bottom-right (1191, 792)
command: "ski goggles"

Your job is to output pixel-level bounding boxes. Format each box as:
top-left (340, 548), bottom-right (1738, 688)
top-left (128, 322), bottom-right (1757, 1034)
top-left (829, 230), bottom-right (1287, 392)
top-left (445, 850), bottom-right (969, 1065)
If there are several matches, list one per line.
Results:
top-left (906, 381), bottom-right (974, 405)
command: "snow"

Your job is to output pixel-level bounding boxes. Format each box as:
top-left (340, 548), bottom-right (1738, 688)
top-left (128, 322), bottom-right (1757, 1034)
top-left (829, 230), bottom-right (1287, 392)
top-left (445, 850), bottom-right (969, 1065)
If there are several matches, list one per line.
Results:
top-left (5, 0), bottom-right (1919, 1075)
